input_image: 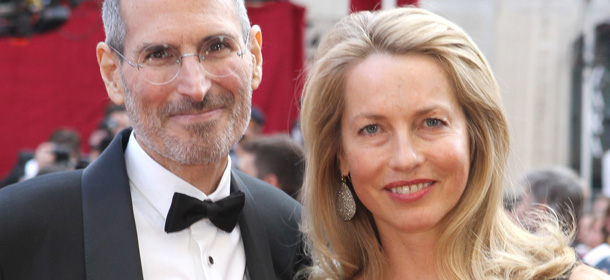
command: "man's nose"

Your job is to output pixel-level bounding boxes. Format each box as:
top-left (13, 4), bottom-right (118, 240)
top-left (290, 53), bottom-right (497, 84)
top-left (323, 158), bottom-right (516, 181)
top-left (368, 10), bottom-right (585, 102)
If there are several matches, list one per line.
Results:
top-left (175, 54), bottom-right (211, 101)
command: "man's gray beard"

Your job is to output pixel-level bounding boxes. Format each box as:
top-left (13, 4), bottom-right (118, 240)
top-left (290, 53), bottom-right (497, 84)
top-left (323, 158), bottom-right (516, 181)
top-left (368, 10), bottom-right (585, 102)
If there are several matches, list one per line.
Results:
top-left (120, 72), bottom-right (252, 165)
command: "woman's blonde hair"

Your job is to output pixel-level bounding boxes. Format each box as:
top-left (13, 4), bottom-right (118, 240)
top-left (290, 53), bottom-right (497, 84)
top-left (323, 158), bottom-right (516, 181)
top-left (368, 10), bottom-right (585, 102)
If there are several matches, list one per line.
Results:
top-left (300, 7), bottom-right (576, 279)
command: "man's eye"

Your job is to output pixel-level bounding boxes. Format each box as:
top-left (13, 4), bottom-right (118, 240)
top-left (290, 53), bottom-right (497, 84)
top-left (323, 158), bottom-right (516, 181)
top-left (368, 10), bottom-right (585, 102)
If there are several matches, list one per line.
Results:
top-left (203, 36), bottom-right (238, 57)
top-left (209, 42), bottom-right (228, 52)
top-left (148, 50), bottom-right (170, 60)
top-left (141, 46), bottom-right (177, 66)
top-left (204, 42), bottom-right (232, 56)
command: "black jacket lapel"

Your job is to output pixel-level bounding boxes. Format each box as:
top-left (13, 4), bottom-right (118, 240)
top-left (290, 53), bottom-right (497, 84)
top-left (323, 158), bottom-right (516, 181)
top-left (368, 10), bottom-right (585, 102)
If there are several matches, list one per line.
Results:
top-left (231, 171), bottom-right (276, 280)
top-left (81, 129), bottom-right (144, 280)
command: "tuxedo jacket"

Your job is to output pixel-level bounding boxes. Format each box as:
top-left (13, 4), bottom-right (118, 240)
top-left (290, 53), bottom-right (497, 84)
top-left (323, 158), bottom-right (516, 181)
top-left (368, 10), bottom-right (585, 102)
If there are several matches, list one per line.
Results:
top-left (0, 129), bottom-right (308, 280)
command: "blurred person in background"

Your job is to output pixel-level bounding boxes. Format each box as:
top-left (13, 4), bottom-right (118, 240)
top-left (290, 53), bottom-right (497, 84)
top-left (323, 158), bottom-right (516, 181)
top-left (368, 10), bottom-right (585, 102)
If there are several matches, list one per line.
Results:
top-left (510, 166), bottom-right (587, 233)
top-left (0, 127), bottom-right (83, 188)
top-left (231, 105), bottom-right (265, 168)
top-left (103, 103), bottom-right (130, 136)
top-left (36, 144), bottom-right (77, 176)
top-left (47, 128), bottom-right (87, 169)
top-left (87, 125), bottom-right (114, 162)
top-left (236, 134), bottom-right (305, 200)
top-left (578, 211), bottom-right (606, 257)
top-left (581, 196), bottom-right (610, 272)
top-left (243, 105), bottom-right (265, 141)
top-left (87, 103), bottom-right (129, 162)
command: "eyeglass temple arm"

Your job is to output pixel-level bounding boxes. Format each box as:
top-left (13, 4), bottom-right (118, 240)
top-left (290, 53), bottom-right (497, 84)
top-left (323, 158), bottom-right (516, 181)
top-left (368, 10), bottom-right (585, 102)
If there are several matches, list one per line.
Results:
top-left (239, 33), bottom-right (250, 57)
top-left (107, 44), bottom-right (139, 68)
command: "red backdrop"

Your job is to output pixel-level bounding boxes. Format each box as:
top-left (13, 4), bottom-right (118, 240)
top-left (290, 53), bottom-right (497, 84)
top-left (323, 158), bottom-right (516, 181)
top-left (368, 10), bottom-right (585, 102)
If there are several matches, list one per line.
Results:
top-left (0, 2), bottom-right (108, 178)
top-left (0, 1), bottom-right (305, 178)
top-left (247, 1), bottom-right (305, 134)
top-left (350, 0), bottom-right (418, 12)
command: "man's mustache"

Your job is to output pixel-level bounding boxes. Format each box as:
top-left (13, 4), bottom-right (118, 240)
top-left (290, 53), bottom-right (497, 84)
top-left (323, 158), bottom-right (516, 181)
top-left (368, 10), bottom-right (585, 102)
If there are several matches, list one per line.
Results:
top-left (159, 94), bottom-right (235, 118)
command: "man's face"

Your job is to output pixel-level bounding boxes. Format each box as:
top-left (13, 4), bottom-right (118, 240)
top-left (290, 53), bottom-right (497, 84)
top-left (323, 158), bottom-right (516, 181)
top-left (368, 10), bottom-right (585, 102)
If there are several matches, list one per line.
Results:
top-left (118, 0), bottom-right (255, 165)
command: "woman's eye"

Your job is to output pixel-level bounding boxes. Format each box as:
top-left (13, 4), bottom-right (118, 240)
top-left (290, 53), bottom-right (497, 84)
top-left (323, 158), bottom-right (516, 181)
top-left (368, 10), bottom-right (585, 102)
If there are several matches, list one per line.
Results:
top-left (425, 118), bottom-right (444, 127)
top-left (360, 124), bottom-right (379, 135)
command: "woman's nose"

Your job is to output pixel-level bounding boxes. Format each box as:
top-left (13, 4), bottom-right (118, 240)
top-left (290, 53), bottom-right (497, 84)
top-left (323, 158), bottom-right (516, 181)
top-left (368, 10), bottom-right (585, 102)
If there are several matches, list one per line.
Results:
top-left (389, 134), bottom-right (423, 171)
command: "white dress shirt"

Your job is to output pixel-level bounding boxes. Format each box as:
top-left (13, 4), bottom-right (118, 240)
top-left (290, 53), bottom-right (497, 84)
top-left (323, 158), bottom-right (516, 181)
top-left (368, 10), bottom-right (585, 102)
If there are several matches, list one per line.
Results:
top-left (125, 132), bottom-right (246, 280)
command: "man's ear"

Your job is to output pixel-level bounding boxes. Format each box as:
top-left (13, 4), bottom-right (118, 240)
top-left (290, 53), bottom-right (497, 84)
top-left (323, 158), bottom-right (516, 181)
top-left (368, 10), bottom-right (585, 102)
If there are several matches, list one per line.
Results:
top-left (248, 25), bottom-right (263, 90)
top-left (96, 42), bottom-right (125, 105)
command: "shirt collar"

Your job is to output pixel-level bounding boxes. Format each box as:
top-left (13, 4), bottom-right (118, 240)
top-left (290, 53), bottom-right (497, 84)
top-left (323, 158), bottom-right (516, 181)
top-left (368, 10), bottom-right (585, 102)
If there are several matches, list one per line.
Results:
top-left (124, 131), bottom-right (232, 221)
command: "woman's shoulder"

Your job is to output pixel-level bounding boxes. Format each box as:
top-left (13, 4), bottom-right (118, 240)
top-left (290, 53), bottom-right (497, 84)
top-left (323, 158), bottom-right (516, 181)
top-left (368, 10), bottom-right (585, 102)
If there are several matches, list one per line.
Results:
top-left (569, 264), bottom-right (610, 280)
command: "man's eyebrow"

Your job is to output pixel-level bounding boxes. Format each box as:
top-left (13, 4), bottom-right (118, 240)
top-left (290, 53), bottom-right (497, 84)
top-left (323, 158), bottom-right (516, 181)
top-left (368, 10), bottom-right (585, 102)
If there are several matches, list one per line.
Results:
top-left (130, 32), bottom-right (242, 55)
top-left (200, 32), bottom-right (241, 44)
top-left (131, 42), bottom-right (174, 57)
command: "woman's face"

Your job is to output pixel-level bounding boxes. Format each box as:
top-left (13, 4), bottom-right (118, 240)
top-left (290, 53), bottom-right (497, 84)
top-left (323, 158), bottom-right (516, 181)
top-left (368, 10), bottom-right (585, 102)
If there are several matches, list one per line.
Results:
top-left (339, 53), bottom-right (470, 239)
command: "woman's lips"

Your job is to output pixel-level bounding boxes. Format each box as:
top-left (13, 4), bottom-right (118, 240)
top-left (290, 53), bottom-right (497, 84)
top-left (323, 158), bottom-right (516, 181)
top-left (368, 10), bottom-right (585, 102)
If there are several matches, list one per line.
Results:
top-left (385, 180), bottom-right (435, 201)
top-left (388, 182), bottom-right (434, 194)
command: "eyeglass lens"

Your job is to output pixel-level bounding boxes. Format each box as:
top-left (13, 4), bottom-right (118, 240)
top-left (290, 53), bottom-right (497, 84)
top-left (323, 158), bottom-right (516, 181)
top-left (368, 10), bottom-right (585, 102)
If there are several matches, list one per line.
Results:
top-left (137, 36), bottom-right (244, 85)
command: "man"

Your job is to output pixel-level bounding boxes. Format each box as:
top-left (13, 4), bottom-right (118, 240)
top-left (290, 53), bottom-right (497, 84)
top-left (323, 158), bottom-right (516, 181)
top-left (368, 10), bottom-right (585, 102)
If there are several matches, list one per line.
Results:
top-left (237, 134), bottom-right (305, 200)
top-left (0, 0), bottom-right (307, 279)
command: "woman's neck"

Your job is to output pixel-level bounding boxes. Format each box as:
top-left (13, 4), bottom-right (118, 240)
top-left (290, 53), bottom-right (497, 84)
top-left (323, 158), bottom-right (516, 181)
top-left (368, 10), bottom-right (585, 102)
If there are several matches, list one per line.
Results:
top-left (380, 229), bottom-right (440, 280)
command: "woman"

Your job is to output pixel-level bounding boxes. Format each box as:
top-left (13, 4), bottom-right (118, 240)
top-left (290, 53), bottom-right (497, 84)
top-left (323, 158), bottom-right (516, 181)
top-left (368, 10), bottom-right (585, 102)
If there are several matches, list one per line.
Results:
top-left (299, 7), bottom-right (609, 279)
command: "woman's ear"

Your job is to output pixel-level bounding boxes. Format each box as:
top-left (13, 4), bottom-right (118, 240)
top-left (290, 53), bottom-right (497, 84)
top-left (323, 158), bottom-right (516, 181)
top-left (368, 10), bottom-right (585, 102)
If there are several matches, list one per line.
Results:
top-left (96, 42), bottom-right (125, 105)
top-left (248, 25), bottom-right (263, 90)
top-left (338, 150), bottom-right (350, 177)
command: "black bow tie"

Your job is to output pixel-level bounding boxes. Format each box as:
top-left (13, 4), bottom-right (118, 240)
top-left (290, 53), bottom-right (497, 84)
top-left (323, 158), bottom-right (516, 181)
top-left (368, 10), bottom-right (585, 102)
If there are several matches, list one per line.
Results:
top-left (164, 191), bottom-right (245, 233)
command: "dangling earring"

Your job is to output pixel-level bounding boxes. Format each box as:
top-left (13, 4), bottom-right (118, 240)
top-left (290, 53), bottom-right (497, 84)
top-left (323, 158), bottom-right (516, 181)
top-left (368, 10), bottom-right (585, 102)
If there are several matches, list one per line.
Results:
top-left (337, 175), bottom-right (356, 221)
